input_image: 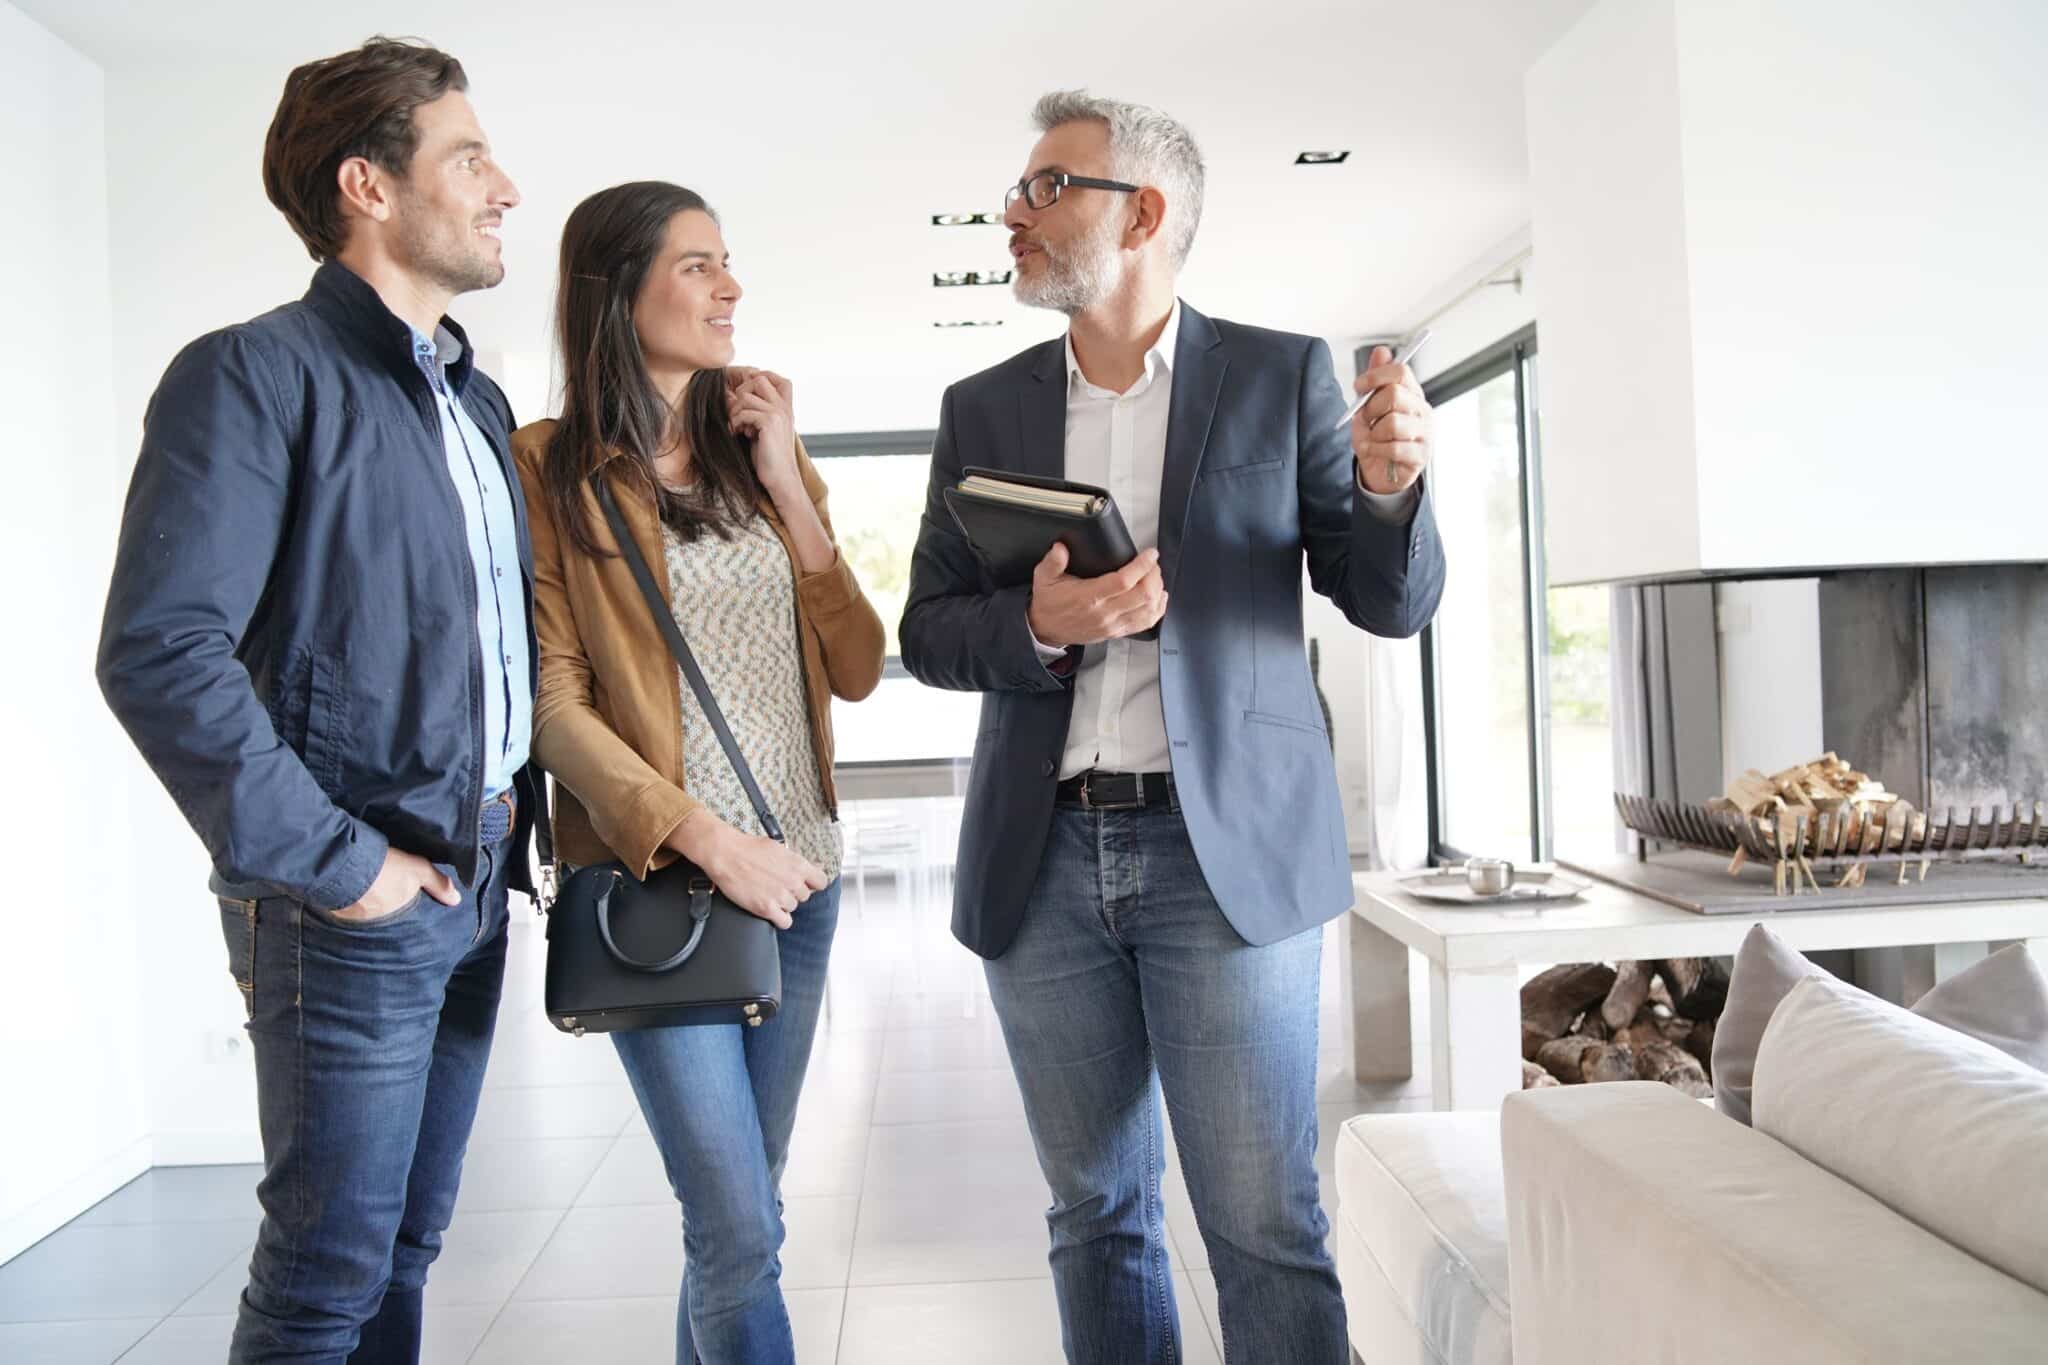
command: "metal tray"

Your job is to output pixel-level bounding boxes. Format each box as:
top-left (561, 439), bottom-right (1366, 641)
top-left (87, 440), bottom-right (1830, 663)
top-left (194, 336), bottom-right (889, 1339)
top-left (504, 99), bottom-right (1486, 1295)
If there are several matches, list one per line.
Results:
top-left (1394, 865), bottom-right (1590, 906)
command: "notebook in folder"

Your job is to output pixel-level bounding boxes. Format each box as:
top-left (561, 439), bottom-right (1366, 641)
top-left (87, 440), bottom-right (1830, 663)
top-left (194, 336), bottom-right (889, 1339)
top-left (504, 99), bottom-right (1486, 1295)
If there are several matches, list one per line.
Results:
top-left (942, 466), bottom-right (1139, 587)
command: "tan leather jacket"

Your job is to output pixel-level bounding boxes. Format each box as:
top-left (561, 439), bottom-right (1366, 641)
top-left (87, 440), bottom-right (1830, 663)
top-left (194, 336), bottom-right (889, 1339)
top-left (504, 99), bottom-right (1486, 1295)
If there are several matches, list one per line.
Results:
top-left (510, 420), bottom-right (884, 878)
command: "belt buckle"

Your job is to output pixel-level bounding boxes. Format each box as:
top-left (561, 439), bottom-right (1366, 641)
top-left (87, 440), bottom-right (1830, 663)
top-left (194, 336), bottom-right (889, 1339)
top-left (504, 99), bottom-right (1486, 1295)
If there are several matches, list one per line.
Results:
top-left (1080, 772), bottom-right (1144, 811)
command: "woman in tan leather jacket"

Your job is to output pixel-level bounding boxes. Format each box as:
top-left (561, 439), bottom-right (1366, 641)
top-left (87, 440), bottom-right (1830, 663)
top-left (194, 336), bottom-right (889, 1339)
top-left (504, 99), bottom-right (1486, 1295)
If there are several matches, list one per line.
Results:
top-left (510, 179), bottom-right (883, 1365)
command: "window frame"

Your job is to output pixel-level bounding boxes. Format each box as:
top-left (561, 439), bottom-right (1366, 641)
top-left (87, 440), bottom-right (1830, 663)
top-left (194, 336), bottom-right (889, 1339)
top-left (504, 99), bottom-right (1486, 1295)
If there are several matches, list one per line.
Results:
top-left (1377, 324), bottom-right (1554, 865)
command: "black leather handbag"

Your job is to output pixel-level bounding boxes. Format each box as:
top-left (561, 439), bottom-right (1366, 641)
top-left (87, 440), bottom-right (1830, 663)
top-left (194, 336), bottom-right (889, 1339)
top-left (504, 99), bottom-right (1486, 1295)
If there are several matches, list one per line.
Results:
top-left (540, 479), bottom-right (783, 1036)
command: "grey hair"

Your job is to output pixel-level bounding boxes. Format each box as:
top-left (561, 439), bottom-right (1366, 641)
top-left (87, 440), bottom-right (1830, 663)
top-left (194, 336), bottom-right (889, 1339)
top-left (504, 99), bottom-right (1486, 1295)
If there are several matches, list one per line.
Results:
top-left (1032, 90), bottom-right (1205, 269)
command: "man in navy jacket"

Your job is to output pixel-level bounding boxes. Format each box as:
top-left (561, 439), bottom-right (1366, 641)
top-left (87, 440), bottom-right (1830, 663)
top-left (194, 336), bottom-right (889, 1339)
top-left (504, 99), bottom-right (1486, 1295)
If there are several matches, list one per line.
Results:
top-left (97, 39), bottom-right (533, 1363)
top-left (901, 92), bottom-right (1446, 1363)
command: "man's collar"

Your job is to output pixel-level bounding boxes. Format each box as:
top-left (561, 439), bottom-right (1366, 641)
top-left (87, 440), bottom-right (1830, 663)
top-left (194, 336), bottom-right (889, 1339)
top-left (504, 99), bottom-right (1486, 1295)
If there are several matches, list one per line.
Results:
top-left (1064, 299), bottom-right (1183, 393)
top-left (308, 260), bottom-right (476, 393)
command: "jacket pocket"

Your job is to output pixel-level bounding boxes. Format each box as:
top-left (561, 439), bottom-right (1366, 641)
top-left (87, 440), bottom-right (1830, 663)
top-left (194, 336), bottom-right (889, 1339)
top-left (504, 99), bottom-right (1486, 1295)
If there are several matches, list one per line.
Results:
top-left (1244, 709), bottom-right (1326, 738)
top-left (302, 650), bottom-right (349, 795)
top-left (1203, 456), bottom-right (1284, 482)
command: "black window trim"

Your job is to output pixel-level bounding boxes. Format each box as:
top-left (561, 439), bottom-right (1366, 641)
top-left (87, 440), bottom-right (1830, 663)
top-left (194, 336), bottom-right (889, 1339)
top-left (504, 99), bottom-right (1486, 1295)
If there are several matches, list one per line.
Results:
top-left (1371, 323), bottom-right (1552, 867)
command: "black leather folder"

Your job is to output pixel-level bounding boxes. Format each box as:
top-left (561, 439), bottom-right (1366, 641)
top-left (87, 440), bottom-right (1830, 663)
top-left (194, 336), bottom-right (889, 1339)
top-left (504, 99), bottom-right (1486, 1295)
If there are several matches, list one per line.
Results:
top-left (942, 466), bottom-right (1139, 587)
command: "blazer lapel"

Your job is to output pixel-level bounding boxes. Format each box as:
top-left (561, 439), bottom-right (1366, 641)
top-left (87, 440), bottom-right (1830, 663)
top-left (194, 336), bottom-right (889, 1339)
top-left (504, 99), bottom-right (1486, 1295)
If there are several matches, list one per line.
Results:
top-left (1158, 303), bottom-right (1227, 590)
top-left (1015, 339), bottom-right (1069, 480)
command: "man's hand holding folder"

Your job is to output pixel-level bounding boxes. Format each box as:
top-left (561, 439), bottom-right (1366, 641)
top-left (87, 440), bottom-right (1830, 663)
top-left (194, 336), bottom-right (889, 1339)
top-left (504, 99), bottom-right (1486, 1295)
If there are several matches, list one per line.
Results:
top-left (1026, 543), bottom-right (1166, 648)
top-left (942, 467), bottom-right (1166, 647)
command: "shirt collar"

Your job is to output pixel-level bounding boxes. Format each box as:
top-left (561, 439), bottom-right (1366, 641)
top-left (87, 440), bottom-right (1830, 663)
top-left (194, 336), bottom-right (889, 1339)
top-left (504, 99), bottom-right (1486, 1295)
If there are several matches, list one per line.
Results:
top-left (1064, 300), bottom-right (1182, 396)
top-left (407, 322), bottom-right (473, 396)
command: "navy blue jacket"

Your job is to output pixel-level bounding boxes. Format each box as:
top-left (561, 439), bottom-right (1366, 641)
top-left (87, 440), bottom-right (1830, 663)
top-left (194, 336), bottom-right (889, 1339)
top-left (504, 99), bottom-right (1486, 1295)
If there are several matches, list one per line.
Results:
top-left (97, 262), bottom-right (540, 910)
top-left (901, 304), bottom-right (1446, 958)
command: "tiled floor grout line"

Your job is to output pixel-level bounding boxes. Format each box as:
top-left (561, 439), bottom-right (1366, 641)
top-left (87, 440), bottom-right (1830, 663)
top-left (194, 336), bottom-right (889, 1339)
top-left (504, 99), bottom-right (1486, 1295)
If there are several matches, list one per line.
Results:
top-left (463, 1122), bottom-right (629, 1363)
top-left (831, 953), bottom-right (907, 1364)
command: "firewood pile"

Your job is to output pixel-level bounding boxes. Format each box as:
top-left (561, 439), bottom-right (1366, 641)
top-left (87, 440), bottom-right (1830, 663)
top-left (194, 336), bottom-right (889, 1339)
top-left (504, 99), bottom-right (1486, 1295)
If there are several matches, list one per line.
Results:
top-left (1710, 754), bottom-right (1919, 889)
top-left (1615, 751), bottom-right (2047, 896)
top-left (1520, 958), bottom-right (1728, 1095)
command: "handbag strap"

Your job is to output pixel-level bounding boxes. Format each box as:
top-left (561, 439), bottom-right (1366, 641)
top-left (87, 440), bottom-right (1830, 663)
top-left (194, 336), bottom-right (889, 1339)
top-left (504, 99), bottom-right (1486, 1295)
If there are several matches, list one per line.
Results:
top-left (597, 476), bottom-right (785, 844)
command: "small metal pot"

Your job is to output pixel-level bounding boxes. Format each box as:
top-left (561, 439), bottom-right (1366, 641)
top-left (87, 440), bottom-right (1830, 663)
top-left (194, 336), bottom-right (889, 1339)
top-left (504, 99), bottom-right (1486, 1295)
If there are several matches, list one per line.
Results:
top-left (1465, 857), bottom-right (1517, 896)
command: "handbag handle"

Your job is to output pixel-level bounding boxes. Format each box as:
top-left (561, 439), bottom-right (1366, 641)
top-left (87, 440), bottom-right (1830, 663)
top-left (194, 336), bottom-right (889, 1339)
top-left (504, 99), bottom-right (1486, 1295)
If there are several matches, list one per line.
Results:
top-left (594, 868), bottom-right (714, 972)
top-left (596, 476), bottom-right (785, 844)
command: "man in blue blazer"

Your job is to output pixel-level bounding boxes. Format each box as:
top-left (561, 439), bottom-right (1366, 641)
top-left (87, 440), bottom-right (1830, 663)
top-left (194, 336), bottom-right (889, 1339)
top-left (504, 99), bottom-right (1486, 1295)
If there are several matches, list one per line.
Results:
top-left (900, 90), bottom-right (1446, 1364)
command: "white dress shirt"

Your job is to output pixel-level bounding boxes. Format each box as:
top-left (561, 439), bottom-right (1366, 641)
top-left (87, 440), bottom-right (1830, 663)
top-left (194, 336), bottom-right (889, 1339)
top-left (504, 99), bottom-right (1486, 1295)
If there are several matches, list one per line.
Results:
top-left (1035, 302), bottom-right (1418, 779)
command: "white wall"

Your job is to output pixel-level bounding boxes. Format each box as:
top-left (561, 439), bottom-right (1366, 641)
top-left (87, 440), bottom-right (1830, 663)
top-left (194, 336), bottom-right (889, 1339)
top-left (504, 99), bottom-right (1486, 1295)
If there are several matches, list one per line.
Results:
top-left (0, 0), bottom-right (154, 1262)
top-left (1531, 0), bottom-right (2048, 584)
top-left (1715, 579), bottom-right (1825, 790)
top-left (1525, 0), bottom-right (1705, 586)
top-left (96, 68), bottom-right (315, 1163)
top-left (1678, 0), bottom-right (2048, 571)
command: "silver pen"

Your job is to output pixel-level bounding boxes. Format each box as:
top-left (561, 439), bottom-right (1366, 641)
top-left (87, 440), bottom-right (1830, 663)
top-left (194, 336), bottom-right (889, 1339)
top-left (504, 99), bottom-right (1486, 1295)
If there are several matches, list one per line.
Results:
top-left (1333, 327), bottom-right (1432, 431)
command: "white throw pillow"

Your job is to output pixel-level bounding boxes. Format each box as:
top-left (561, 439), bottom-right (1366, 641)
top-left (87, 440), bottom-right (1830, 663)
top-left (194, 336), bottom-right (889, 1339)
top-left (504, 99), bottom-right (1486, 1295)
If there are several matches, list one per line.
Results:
top-left (1753, 973), bottom-right (2048, 1297)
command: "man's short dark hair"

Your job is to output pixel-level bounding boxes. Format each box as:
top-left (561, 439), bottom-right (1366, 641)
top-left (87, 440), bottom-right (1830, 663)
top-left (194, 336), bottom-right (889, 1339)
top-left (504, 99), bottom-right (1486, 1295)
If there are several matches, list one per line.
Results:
top-left (262, 37), bottom-right (468, 262)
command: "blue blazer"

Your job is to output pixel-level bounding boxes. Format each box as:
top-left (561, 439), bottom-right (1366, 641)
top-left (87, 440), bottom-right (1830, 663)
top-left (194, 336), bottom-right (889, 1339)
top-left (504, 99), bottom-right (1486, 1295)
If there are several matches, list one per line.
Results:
top-left (900, 303), bottom-right (1447, 958)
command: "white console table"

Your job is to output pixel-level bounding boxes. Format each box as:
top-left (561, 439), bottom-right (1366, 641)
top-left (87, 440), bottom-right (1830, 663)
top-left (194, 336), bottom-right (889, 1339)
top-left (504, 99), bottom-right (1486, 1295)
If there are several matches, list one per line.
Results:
top-left (1344, 871), bottom-right (2048, 1110)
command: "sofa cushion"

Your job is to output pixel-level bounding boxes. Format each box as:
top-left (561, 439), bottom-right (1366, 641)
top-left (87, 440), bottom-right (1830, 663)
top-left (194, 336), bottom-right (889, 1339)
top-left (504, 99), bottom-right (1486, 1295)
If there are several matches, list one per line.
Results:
top-left (1754, 972), bottom-right (2048, 1297)
top-left (1912, 942), bottom-right (2048, 1073)
top-left (1504, 1082), bottom-right (2048, 1363)
top-left (1333, 1112), bottom-right (1511, 1365)
top-left (1715, 928), bottom-right (2048, 1125)
top-left (1712, 922), bottom-right (1821, 1124)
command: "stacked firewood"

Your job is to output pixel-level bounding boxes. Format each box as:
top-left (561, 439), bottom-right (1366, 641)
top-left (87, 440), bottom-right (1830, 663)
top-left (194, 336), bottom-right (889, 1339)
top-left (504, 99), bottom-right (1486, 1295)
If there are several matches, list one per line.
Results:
top-left (1710, 753), bottom-right (1926, 887)
top-left (1519, 959), bottom-right (1728, 1095)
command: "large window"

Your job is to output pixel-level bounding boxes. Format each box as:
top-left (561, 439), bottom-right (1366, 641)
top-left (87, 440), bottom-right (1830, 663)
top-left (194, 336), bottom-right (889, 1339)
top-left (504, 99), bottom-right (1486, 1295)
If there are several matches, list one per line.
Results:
top-left (1407, 329), bottom-right (1613, 864)
top-left (803, 435), bottom-right (982, 766)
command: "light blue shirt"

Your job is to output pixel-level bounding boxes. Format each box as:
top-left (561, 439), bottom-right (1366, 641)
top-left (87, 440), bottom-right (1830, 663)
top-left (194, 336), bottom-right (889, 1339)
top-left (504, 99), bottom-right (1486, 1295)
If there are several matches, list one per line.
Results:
top-left (409, 325), bottom-right (532, 797)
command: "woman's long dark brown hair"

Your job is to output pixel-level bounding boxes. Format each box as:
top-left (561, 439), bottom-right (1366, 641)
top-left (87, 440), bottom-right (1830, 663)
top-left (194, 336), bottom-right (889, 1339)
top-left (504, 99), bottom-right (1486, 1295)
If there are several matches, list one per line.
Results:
top-left (544, 181), bottom-right (763, 558)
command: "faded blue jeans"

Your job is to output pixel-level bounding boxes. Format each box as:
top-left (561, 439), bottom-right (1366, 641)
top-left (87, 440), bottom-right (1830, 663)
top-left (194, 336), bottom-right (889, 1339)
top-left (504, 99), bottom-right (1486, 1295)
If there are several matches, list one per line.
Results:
top-left (221, 822), bottom-right (514, 1363)
top-left (984, 803), bottom-right (1346, 1364)
top-left (611, 878), bottom-right (841, 1365)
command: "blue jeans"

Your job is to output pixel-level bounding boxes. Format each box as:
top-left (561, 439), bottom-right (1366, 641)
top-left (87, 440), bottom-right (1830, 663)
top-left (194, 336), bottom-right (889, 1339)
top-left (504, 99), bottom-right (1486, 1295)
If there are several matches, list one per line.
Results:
top-left (984, 804), bottom-right (1346, 1365)
top-left (611, 878), bottom-right (841, 1365)
top-left (219, 827), bottom-right (513, 1364)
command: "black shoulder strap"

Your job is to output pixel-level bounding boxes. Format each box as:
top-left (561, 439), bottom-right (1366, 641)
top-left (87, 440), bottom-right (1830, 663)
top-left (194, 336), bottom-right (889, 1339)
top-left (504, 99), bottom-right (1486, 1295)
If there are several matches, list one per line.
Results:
top-left (596, 477), bottom-right (784, 844)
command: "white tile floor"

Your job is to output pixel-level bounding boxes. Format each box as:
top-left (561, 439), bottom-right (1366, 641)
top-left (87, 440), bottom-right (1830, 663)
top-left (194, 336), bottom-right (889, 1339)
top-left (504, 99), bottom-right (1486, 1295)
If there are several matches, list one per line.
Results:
top-left (0, 865), bottom-right (1429, 1363)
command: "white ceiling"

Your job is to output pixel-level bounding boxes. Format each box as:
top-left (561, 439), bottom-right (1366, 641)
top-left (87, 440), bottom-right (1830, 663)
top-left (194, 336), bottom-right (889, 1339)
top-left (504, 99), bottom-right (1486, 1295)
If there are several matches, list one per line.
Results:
top-left (22, 0), bottom-right (1596, 432)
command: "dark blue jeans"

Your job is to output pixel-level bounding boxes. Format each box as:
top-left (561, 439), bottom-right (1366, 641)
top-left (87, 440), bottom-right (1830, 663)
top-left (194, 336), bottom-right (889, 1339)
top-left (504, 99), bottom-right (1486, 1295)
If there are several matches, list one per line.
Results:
top-left (610, 878), bottom-right (841, 1365)
top-left (983, 803), bottom-right (1347, 1365)
top-left (217, 830), bottom-right (513, 1363)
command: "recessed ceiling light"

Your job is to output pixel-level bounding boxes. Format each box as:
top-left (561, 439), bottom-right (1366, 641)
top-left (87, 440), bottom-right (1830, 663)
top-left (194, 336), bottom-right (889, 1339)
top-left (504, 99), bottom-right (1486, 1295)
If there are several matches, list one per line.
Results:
top-left (933, 320), bottom-right (1004, 328)
top-left (932, 212), bottom-right (1002, 226)
top-left (933, 270), bottom-right (1014, 287)
top-left (1294, 150), bottom-right (1350, 165)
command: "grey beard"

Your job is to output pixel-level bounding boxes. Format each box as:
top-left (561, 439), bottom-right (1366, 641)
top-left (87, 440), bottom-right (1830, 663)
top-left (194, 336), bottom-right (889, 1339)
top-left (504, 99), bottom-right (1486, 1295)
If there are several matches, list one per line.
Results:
top-left (1013, 225), bottom-right (1123, 316)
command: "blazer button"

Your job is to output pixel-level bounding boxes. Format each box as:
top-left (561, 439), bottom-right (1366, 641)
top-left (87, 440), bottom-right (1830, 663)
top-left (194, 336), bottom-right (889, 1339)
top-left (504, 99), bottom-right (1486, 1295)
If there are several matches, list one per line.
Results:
top-left (1041, 759), bottom-right (1056, 778)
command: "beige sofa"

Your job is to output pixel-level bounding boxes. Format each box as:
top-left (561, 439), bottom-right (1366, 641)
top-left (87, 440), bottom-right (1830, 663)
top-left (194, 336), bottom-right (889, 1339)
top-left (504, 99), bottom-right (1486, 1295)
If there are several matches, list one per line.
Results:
top-left (1335, 972), bottom-right (2048, 1364)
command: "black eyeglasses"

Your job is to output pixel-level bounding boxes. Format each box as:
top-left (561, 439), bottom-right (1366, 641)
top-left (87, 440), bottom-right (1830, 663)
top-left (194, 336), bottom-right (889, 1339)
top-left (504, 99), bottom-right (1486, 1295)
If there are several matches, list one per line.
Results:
top-left (1003, 170), bottom-right (1140, 213)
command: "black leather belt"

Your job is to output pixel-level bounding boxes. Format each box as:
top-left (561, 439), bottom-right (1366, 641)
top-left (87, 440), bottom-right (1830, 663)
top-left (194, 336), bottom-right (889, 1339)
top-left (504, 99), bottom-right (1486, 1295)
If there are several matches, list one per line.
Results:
top-left (1055, 770), bottom-right (1175, 811)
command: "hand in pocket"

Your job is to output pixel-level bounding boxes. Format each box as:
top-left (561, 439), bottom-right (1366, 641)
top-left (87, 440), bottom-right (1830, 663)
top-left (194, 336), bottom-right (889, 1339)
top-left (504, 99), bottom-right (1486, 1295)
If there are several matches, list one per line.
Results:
top-left (337, 848), bottom-right (460, 923)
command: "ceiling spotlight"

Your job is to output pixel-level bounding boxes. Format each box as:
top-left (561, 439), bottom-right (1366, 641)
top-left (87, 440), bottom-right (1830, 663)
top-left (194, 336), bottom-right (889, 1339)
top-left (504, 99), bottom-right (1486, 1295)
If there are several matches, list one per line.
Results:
top-left (933, 270), bottom-right (1014, 287)
top-left (933, 320), bottom-right (1004, 328)
top-left (1294, 150), bottom-right (1351, 165)
top-left (932, 212), bottom-right (1002, 226)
